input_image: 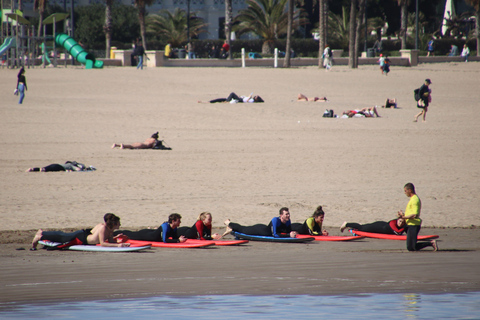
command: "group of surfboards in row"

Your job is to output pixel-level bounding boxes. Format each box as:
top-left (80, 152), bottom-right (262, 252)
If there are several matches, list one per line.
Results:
top-left (31, 183), bottom-right (438, 251)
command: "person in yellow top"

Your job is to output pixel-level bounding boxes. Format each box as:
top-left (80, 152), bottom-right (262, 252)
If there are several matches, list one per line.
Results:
top-left (397, 183), bottom-right (437, 251)
top-left (292, 205), bottom-right (329, 236)
top-left (165, 43), bottom-right (171, 58)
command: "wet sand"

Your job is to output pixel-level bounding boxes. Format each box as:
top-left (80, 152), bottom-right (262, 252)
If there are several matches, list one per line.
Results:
top-left (1, 62), bottom-right (479, 304)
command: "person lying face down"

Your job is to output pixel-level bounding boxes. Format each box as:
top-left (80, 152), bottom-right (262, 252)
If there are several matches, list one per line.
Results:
top-left (111, 132), bottom-right (159, 149)
top-left (223, 207), bottom-right (298, 238)
top-left (198, 92), bottom-right (264, 104)
top-left (297, 93), bottom-right (328, 102)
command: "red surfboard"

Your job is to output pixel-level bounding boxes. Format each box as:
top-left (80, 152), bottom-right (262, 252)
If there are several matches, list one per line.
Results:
top-left (186, 239), bottom-right (249, 246)
top-left (296, 234), bottom-right (365, 241)
top-left (350, 230), bottom-right (439, 240)
top-left (127, 239), bottom-right (215, 248)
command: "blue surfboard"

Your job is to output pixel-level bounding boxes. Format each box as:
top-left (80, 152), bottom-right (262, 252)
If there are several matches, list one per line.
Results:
top-left (232, 232), bottom-right (314, 243)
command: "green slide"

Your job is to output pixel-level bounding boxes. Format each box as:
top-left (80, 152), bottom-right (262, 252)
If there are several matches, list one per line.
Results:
top-left (0, 37), bottom-right (16, 56)
top-left (55, 33), bottom-right (103, 69)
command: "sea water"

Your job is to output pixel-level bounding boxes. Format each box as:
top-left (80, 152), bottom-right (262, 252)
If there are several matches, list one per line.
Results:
top-left (1, 292), bottom-right (479, 319)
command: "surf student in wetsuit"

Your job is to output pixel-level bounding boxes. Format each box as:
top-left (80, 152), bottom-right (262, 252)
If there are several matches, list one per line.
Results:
top-left (224, 207), bottom-right (298, 238)
top-left (340, 218), bottom-right (406, 235)
top-left (31, 213), bottom-right (128, 250)
top-left (115, 213), bottom-right (187, 243)
top-left (292, 205), bottom-right (329, 236)
top-left (178, 212), bottom-right (220, 240)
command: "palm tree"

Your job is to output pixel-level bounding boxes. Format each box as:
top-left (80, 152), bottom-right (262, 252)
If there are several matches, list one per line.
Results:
top-left (327, 6), bottom-right (349, 50)
top-left (283, 0), bottom-right (294, 67)
top-left (34, 0), bottom-right (47, 38)
top-left (146, 8), bottom-right (207, 48)
top-left (225, 0), bottom-right (233, 60)
top-left (464, 0), bottom-right (480, 55)
top-left (104, 0), bottom-right (114, 58)
top-left (234, 0), bottom-right (306, 54)
top-left (135, 0), bottom-right (154, 50)
top-left (348, 0), bottom-right (357, 68)
top-left (397, 0), bottom-right (410, 49)
top-left (318, 0), bottom-right (326, 68)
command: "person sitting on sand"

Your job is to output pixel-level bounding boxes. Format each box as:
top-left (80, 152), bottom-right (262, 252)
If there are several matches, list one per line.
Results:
top-left (223, 207), bottom-right (297, 238)
top-left (114, 213), bottom-right (187, 243)
top-left (26, 161), bottom-right (95, 172)
top-left (198, 92), bottom-right (264, 104)
top-left (31, 213), bottom-right (129, 250)
top-left (340, 218), bottom-right (406, 235)
top-left (291, 205), bottom-right (329, 236)
top-left (382, 98), bottom-right (397, 108)
top-left (342, 106), bottom-right (381, 118)
top-left (112, 132), bottom-right (160, 149)
top-left (297, 93), bottom-right (328, 102)
top-left (178, 212), bottom-right (221, 240)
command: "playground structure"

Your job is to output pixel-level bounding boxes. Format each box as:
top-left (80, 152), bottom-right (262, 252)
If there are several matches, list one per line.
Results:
top-left (1, 10), bottom-right (102, 69)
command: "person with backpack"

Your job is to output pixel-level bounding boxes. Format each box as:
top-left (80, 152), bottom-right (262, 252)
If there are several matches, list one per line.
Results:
top-left (414, 79), bottom-right (432, 122)
top-left (323, 45), bottom-right (333, 71)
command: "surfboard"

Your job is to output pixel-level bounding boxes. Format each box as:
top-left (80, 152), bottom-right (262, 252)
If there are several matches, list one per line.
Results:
top-left (349, 230), bottom-right (439, 240)
top-left (232, 232), bottom-right (315, 243)
top-left (296, 234), bottom-right (365, 241)
top-left (127, 239), bottom-right (216, 248)
top-left (186, 239), bottom-right (249, 246)
top-left (39, 240), bottom-right (151, 252)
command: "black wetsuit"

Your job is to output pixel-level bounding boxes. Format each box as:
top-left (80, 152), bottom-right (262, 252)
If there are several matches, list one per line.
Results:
top-left (115, 222), bottom-right (181, 243)
top-left (41, 229), bottom-right (91, 244)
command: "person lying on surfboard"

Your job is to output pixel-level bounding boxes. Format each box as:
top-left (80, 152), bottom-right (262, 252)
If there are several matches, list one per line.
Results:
top-left (223, 207), bottom-right (298, 238)
top-left (178, 212), bottom-right (222, 240)
top-left (114, 213), bottom-right (187, 243)
top-left (340, 218), bottom-right (406, 235)
top-left (291, 205), bottom-right (329, 236)
top-left (31, 213), bottom-right (130, 250)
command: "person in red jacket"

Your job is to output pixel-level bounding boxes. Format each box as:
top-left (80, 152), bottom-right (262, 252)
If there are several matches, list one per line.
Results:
top-left (179, 212), bottom-right (221, 240)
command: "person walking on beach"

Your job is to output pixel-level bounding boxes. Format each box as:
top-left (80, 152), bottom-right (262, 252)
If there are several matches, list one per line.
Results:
top-left (414, 79), bottom-right (432, 122)
top-left (135, 42), bottom-right (145, 70)
top-left (16, 67), bottom-right (27, 104)
top-left (397, 183), bottom-right (438, 251)
top-left (323, 45), bottom-right (333, 71)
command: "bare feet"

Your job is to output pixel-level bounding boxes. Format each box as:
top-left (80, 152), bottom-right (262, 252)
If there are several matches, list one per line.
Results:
top-left (111, 143), bottom-right (117, 149)
top-left (31, 229), bottom-right (43, 249)
top-left (340, 221), bottom-right (347, 233)
top-left (431, 240), bottom-right (438, 251)
top-left (224, 219), bottom-right (230, 226)
top-left (120, 144), bottom-right (125, 149)
top-left (221, 226), bottom-right (233, 238)
top-left (413, 119), bottom-right (418, 122)
top-left (25, 168), bottom-right (33, 172)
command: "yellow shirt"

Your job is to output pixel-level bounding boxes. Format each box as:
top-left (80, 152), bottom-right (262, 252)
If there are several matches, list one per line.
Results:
top-left (165, 44), bottom-right (171, 57)
top-left (405, 194), bottom-right (422, 226)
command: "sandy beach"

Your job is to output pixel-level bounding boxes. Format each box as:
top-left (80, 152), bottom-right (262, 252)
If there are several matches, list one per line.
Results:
top-left (1, 62), bottom-right (479, 304)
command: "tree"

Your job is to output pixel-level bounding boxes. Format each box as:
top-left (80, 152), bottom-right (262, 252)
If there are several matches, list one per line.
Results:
top-left (104, 0), bottom-right (114, 58)
top-left (34, 0), bottom-right (48, 38)
top-left (465, 0), bottom-right (480, 56)
top-left (283, 0), bottom-right (294, 67)
top-left (354, 0), bottom-right (365, 66)
top-left (225, 0), bottom-right (233, 60)
top-left (234, 0), bottom-right (307, 54)
top-left (135, 0), bottom-right (154, 50)
top-left (146, 9), bottom-right (207, 48)
top-left (348, 0), bottom-right (357, 68)
top-left (397, 0), bottom-right (410, 49)
top-left (318, 0), bottom-right (326, 68)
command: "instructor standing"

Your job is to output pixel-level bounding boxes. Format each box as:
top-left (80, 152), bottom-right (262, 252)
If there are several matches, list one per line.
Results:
top-left (397, 183), bottom-right (437, 251)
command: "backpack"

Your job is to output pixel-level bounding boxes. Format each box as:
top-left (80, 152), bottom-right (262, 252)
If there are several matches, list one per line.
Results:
top-left (327, 47), bottom-right (332, 58)
top-left (414, 88), bottom-right (421, 101)
top-left (323, 109), bottom-right (334, 118)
